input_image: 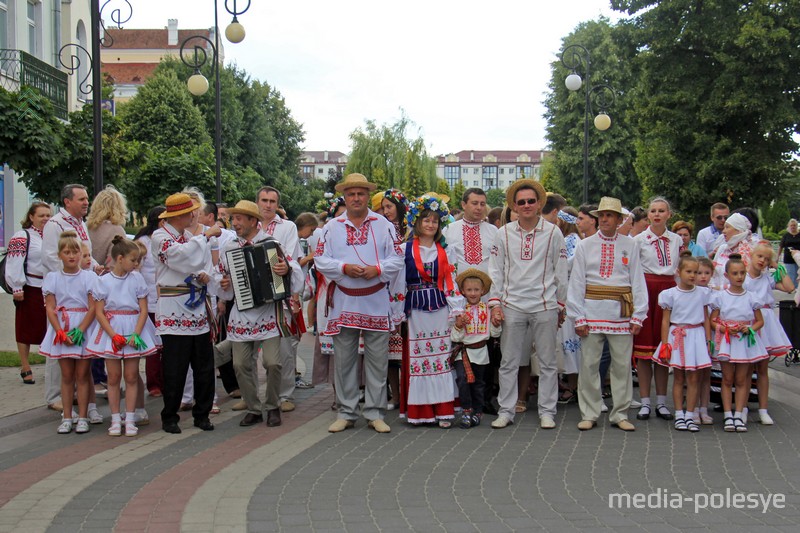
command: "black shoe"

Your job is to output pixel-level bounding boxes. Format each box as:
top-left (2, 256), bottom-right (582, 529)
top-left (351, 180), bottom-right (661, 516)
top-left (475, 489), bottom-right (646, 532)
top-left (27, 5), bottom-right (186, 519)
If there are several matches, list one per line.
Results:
top-left (655, 405), bottom-right (674, 421)
top-left (162, 422), bottom-right (182, 434)
top-left (636, 404), bottom-right (651, 420)
top-left (194, 418), bottom-right (215, 431)
top-left (266, 408), bottom-right (282, 427)
top-left (239, 413), bottom-right (263, 427)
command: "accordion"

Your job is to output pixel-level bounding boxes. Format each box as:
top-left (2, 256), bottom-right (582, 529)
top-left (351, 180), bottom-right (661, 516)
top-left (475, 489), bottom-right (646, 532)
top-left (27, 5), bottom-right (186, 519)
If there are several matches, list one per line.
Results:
top-left (226, 239), bottom-right (291, 311)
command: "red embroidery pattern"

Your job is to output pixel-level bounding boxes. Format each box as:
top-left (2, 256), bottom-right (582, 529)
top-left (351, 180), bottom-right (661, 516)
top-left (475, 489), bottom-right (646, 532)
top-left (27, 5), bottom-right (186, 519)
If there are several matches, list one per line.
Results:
top-left (156, 313), bottom-right (208, 330)
top-left (227, 320), bottom-right (277, 337)
top-left (264, 220), bottom-right (277, 236)
top-left (157, 239), bottom-right (176, 265)
top-left (345, 220), bottom-right (371, 246)
top-left (314, 238), bottom-right (325, 257)
top-left (521, 232), bottom-right (534, 261)
top-left (463, 223), bottom-right (482, 265)
top-left (649, 234), bottom-right (671, 267)
top-left (465, 303), bottom-right (489, 335)
top-left (599, 242), bottom-right (615, 279)
top-left (326, 311), bottom-right (389, 334)
top-left (6, 237), bottom-right (27, 258)
top-left (61, 213), bottom-right (89, 241)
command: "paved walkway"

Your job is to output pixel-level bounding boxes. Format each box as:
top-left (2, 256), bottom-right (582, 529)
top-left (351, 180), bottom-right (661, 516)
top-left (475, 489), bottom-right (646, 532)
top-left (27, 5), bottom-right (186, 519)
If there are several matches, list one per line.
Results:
top-left (2, 292), bottom-right (800, 531)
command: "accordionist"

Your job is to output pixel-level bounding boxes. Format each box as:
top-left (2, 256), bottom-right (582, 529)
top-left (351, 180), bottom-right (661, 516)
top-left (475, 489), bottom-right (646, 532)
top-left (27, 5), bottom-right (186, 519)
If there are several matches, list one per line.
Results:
top-left (217, 200), bottom-right (303, 428)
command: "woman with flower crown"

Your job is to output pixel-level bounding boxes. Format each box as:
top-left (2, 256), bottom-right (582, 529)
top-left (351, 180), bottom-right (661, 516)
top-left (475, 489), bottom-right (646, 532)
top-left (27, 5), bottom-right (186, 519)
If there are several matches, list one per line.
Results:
top-left (400, 195), bottom-right (464, 428)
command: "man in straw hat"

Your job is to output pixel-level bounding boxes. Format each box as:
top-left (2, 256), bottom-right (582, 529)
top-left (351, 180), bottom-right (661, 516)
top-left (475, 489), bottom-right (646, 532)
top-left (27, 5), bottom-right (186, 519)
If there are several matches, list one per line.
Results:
top-left (151, 192), bottom-right (222, 433)
top-left (487, 179), bottom-right (568, 430)
top-left (217, 200), bottom-right (303, 428)
top-left (567, 196), bottom-right (647, 432)
top-left (255, 186), bottom-right (305, 415)
top-left (314, 173), bottom-right (405, 433)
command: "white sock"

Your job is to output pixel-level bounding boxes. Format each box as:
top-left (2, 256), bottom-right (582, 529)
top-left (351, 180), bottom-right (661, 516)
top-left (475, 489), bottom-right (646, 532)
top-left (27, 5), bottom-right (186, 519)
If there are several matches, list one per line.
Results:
top-left (135, 407), bottom-right (147, 417)
top-left (675, 410), bottom-right (684, 419)
top-left (742, 407), bottom-right (749, 419)
top-left (724, 410), bottom-right (732, 419)
top-left (734, 411), bottom-right (742, 420)
top-left (111, 413), bottom-right (121, 423)
top-left (125, 412), bottom-right (135, 424)
top-left (699, 406), bottom-right (708, 416)
top-left (692, 410), bottom-right (701, 422)
top-left (88, 403), bottom-right (97, 411)
top-left (640, 397), bottom-right (651, 407)
top-left (656, 395), bottom-right (667, 406)
top-left (758, 409), bottom-right (768, 417)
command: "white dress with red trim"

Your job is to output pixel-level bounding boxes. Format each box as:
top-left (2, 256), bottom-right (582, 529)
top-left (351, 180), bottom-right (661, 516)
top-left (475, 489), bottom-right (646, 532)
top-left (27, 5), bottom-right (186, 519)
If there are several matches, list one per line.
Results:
top-left (39, 269), bottom-right (97, 359)
top-left (652, 286), bottom-right (712, 370)
top-left (710, 289), bottom-right (769, 363)
top-left (86, 271), bottom-right (159, 358)
top-left (314, 211), bottom-right (405, 335)
top-left (401, 241), bottom-right (464, 424)
top-left (744, 271), bottom-right (792, 356)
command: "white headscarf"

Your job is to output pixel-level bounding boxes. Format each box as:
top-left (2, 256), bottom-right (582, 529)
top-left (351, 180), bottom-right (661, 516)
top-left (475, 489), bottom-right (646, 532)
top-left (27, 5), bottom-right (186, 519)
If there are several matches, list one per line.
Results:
top-left (712, 212), bottom-right (752, 255)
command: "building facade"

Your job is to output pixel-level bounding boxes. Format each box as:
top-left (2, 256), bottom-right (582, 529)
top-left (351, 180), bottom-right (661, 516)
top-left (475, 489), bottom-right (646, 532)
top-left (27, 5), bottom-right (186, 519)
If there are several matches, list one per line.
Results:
top-left (300, 151), bottom-right (347, 182)
top-left (436, 150), bottom-right (548, 191)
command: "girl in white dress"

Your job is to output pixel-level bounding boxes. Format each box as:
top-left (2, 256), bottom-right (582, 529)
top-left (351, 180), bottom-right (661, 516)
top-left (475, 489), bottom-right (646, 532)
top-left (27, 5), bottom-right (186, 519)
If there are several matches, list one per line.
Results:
top-left (40, 231), bottom-right (97, 434)
top-left (710, 254), bottom-right (768, 433)
top-left (87, 236), bottom-right (159, 437)
top-left (652, 255), bottom-right (712, 432)
top-left (744, 241), bottom-right (795, 425)
top-left (694, 257), bottom-right (716, 425)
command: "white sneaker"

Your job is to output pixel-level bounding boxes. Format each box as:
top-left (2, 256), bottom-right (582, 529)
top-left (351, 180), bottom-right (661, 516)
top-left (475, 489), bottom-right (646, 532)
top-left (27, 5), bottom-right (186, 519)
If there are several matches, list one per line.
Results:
top-left (88, 408), bottom-right (103, 424)
top-left (75, 419), bottom-right (90, 434)
top-left (491, 415), bottom-right (513, 429)
top-left (540, 416), bottom-right (556, 429)
top-left (759, 412), bottom-right (774, 425)
top-left (601, 402), bottom-right (609, 413)
top-left (57, 419), bottom-right (73, 434)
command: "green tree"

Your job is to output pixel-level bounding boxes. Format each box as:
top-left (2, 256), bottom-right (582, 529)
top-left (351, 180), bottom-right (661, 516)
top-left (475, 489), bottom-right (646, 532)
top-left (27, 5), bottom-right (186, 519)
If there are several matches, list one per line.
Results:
top-left (436, 178), bottom-right (451, 199)
top-left (346, 111), bottom-right (437, 192)
top-left (486, 188), bottom-right (507, 208)
top-left (451, 181), bottom-right (466, 206)
top-left (544, 17), bottom-right (641, 207)
top-left (612, 0), bottom-right (800, 220)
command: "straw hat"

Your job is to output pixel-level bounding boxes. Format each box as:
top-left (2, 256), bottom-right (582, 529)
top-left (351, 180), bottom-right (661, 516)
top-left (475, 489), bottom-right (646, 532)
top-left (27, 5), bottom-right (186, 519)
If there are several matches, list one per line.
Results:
top-left (371, 191), bottom-right (385, 211)
top-left (334, 173), bottom-right (377, 192)
top-left (159, 193), bottom-right (199, 219)
top-left (506, 179), bottom-right (546, 208)
top-left (455, 268), bottom-right (492, 295)
top-left (590, 197), bottom-right (624, 217)
top-left (424, 191), bottom-right (451, 205)
top-left (226, 200), bottom-right (264, 222)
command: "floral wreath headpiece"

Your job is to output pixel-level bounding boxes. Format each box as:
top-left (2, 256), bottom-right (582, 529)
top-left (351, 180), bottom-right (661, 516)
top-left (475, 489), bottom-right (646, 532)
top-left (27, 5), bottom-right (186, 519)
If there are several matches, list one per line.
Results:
top-left (406, 194), bottom-right (451, 229)
top-left (326, 196), bottom-right (346, 220)
top-left (383, 188), bottom-right (409, 209)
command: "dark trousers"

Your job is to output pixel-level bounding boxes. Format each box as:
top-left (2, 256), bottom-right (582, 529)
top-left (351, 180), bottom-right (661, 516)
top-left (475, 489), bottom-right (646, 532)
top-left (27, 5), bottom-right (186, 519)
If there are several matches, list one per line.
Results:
top-left (216, 301), bottom-right (239, 394)
top-left (145, 313), bottom-right (164, 394)
top-left (160, 333), bottom-right (215, 425)
top-left (91, 359), bottom-right (107, 385)
top-left (454, 360), bottom-right (487, 413)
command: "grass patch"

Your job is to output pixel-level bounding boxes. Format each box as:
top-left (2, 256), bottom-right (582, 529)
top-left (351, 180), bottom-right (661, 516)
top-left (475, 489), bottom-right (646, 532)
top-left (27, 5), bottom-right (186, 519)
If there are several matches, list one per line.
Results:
top-left (0, 351), bottom-right (46, 367)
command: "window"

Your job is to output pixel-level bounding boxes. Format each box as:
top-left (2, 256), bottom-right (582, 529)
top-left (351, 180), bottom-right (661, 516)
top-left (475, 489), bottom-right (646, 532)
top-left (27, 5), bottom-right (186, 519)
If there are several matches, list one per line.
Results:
top-left (0, 1), bottom-right (8, 49)
top-left (473, 180), bottom-right (478, 186)
top-left (499, 168), bottom-right (504, 175)
top-left (516, 166), bottom-right (532, 179)
top-left (482, 166), bottom-right (498, 190)
top-left (444, 166), bottom-right (461, 188)
top-left (317, 167), bottom-right (324, 174)
top-left (27, 1), bottom-right (37, 57)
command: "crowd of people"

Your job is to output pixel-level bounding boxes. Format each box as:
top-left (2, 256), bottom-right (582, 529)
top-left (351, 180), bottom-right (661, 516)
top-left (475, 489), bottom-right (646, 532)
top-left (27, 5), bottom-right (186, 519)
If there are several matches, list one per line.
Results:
top-left (4, 175), bottom-right (797, 437)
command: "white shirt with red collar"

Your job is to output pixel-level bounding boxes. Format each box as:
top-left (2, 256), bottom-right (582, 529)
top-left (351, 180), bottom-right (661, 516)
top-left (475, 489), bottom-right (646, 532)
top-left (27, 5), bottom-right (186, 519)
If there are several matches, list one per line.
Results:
top-left (261, 216), bottom-right (302, 292)
top-left (217, 230), bottom-right (302, 341)
top-left (150, 222), bottom-right (214, 336)
top-left (443, 218), bottom-right (498, 276)
top-left (567, 231), bottom-right (648, 334)
top-left (41, 208), bottom-right (95, 275)
top-left (4, 227), bottom-right (45, 292)
top-left (314, 210), bottom-right (405, 335)
top-left (488, 218), bottom-right (567, 314)
top-left (634, 226), bottom-right (681, 276)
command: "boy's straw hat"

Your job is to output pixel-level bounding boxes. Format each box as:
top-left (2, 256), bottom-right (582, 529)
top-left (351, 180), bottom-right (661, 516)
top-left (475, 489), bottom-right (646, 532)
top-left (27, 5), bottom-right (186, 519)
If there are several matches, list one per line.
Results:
top-left (455, 268), bottom-right (492, 295)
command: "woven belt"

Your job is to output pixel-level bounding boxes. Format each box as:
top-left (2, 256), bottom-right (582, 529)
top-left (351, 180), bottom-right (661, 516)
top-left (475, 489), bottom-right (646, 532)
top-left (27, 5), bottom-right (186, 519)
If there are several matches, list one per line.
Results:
top-left (449, 340), bottom-right (488, 383)
top-left (157, 285), bottom-right (191, 297)
top-left (56, 306), bottom-right (89, 331)
top-left (325, 281), bottom-right (386, 317)
top-left (408, 282), bottom-right (437, 291)
top-left (585, 284), bottom-right (633, 318)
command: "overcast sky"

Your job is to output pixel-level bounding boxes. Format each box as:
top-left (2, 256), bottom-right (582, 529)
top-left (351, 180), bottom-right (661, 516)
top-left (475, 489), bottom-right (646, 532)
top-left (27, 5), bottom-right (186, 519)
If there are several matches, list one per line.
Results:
top-left (117, 1), bottom-right (622, 155)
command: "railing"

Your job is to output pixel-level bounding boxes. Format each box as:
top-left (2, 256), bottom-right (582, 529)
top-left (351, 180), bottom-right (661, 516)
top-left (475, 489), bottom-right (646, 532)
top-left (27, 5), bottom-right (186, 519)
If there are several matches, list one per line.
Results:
top-left (0, 49), bottom-right (68, 120)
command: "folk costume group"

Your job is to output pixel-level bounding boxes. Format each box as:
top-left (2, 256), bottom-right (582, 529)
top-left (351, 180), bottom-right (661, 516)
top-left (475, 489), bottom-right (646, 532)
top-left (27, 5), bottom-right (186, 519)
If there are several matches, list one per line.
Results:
top-left (12, 173), bottom-right (794, 437)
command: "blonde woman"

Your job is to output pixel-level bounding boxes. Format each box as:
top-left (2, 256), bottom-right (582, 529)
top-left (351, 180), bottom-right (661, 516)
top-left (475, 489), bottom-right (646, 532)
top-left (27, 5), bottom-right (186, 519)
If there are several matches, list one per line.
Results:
top-left (87, 185), bottom-right (129, 267)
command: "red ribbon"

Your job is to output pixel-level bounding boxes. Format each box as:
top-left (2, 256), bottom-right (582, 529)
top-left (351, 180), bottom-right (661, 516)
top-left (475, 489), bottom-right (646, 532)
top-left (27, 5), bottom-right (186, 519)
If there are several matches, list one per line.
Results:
top-left (112, 334), bottom-right (127, 353)
top-left (54, 330), bottom-right (68, 344)
top-left (412, 239), bottom-right (454, 294)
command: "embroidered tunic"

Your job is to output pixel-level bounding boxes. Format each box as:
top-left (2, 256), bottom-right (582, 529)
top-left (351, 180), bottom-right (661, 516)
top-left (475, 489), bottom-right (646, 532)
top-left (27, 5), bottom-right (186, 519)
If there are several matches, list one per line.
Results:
top-left (217, 230), bottom-right (302, 342)
top-left (262, 217), bottom-right (302, 289)
top-left (4, 227), bottom-right (45, 293)
top-left (567, 231), bottom-right (648, 334)
top-left (151, 222), bottom-right (215, 336)
top-left (634, 227), bottom-right (681, 276)
top-left (314, 211), bottom-right (405, 335)
top-left (42, 209), bottom-right (95, 275)
top-left (86, 271), bottom-right (160, 358)
top-left (487, 218), bottom-right (567, 314)
top-left (135, 235), bottom-right (158, 314)
top-left (744, 271), bottom-right (792, 356)
top-left (450, 302), bottom-right (502, 365)
top-left (39, 269), bottom-right (96, 359)
top-left (443, 219), bottom-right (497, 276)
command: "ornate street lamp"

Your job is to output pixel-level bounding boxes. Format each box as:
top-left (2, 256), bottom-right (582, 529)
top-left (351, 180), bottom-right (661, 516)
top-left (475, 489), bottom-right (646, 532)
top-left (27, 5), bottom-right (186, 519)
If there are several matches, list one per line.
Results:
top-left (561, 44), bottom-right (616, 204)
top-left (179, 0), bottom-right (251, 203)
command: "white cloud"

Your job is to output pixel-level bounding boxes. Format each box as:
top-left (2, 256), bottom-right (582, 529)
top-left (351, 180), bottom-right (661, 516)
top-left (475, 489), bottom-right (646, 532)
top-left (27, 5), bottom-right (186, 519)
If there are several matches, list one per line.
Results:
top-left (111, 0), bottom-right (621, 154)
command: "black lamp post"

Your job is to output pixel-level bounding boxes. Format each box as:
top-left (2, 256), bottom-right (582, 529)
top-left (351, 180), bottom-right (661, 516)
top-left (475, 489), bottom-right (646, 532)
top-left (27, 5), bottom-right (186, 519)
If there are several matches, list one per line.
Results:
top-left (179, 0), bottom-right (251, 204)
top-left (60, 0), bottom-right (133, 197)
top-left (560, 44), bottom-right (616, 204)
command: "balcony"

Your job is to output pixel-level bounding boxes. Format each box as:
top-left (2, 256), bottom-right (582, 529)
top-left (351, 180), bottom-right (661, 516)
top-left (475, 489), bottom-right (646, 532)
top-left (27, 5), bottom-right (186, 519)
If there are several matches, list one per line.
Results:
top-left (0, 49), bottom-right (68, 120)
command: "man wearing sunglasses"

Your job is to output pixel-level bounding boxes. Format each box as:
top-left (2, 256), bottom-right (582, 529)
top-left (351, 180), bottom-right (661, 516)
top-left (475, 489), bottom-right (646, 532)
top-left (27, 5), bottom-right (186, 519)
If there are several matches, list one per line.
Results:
top-left (696, 202), bottom-right (730, 256)
top-left (487, 180), bottom-right (567, 430)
